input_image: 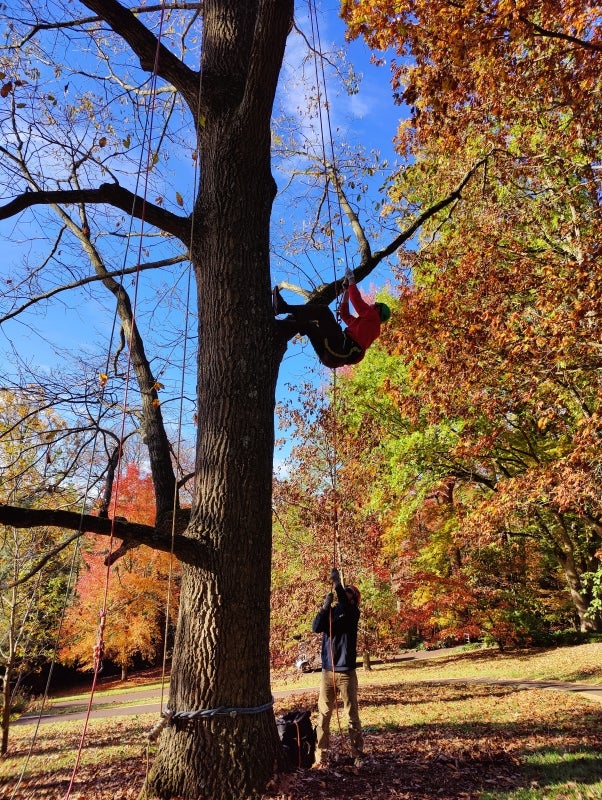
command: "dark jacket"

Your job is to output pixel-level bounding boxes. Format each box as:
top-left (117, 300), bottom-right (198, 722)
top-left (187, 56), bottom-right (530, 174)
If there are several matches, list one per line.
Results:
top-left (312, 583), bottom-right (360, 672)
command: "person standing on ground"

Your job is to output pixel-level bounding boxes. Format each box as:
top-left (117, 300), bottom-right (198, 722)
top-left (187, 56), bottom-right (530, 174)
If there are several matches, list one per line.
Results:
top-left (311, 568), bottom-right (365, 768)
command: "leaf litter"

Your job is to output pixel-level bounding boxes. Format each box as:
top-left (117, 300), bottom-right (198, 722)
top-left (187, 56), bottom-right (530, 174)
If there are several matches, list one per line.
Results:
top-left (2, 682), bottom-right (601, 799)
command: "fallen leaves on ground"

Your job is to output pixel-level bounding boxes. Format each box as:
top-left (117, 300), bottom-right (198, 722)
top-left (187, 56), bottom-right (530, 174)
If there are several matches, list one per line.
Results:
top-left (2, 683), bottom-right (601, 799)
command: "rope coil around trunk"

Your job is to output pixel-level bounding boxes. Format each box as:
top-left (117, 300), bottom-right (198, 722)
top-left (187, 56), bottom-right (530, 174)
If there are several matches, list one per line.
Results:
top-left (147, 698), bottom-right (275, 741)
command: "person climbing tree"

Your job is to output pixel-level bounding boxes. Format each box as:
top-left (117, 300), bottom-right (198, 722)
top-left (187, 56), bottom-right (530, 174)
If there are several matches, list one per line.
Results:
top-left (311, 567), bottom-right (365, 769)
top-left (272, 272), bottom-right (390, 368)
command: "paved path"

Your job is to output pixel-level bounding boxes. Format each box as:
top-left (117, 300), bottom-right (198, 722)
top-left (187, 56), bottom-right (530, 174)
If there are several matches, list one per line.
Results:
top-left (16, 668), bottom-right (602, 727)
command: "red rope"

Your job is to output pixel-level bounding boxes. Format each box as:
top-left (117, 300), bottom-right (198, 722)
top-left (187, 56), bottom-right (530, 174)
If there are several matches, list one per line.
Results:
top-left (63, 5), bottom-right (167, 797)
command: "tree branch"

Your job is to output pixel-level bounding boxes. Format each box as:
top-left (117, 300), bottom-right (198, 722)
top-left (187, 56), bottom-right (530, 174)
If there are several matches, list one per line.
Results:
top-left (331, 172), bottom-right (372, 264)
top-left (288, 154), bottom-right (491, 309)
top-left (0, 504), bottom-right (204, 565)
top-left (1, 255), bottom-right (188, 325)
top-left (3, 530), bottom-right (84, 589)
top-left (0, 184), bottom-right (191, 243)
top-left (241, 0), bottom-right (294, 120)
top-left (14, 4), bottom-right (202, 48)
top-left (78, 0), bottom-right (201, 110)
top-left (364, 154), bottom-right (491, 274)
top-left (520, 17), bottom-right (602, 52)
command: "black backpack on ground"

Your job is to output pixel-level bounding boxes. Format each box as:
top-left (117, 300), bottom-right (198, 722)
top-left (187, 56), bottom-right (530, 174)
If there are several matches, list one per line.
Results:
top-left (276, 709), bottom-right (316, 769)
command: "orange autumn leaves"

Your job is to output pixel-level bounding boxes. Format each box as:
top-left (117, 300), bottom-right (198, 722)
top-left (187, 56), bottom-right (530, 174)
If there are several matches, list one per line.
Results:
top-left (60, 464), bottom-right (179, 675)
top-left (342, 0), bottom-right (601, 155)
top-left (334, 0), bottom-right (602, 636)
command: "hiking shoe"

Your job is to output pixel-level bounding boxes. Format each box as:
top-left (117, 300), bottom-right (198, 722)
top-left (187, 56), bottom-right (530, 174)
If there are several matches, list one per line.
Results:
top-left (272, 285), bottom-right (288, 315)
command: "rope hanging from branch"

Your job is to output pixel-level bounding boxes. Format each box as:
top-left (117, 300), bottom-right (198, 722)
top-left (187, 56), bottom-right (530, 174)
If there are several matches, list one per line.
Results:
top-left (307, 0), bottom-right (348, 578)
top-left (63, 6), bottom-right (170, 798)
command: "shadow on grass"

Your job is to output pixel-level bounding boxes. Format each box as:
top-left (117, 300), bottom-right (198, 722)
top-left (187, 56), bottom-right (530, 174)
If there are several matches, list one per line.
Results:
top-left (520, 748), bottom-right (602, 786)
top-left (274, 717), bottom-right (602, 800)
top-left (268, 682), bottom-right (602, 798)
top-left (4, 681), bottom-right (601, 800)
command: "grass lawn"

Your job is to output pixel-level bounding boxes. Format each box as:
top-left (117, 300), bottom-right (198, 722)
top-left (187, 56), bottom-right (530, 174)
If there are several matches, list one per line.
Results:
top-left (2, 643), bottom-right (601, 799)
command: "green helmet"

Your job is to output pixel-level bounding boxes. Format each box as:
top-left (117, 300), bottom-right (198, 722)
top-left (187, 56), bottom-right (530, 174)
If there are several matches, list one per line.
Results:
top-left (376, 302), bottom-right (391, 323)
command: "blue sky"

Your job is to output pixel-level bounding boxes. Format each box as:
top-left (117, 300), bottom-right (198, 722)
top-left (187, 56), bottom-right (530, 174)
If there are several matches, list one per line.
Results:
top-left (274, 2), bottom-right (404, 462)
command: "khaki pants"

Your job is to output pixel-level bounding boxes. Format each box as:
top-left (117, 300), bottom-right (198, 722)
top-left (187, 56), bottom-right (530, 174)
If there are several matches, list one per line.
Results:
top-left (315, 669), bottom-right (363, 763)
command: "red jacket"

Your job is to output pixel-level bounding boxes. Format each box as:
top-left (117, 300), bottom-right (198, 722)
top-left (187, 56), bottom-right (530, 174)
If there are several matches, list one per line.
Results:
top-left (340, 283), bottom-right (381, 351)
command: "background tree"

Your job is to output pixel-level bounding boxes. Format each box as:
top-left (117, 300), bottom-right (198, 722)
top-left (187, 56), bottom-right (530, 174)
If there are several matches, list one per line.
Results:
top-left (341, 0), bottom-right (602, 633)
top-left (0, 391), bottom-right (73, 755)
top-left (273, 378), bottom-right (399, 668)
top-left (60, 464), bottom-right (180, 680)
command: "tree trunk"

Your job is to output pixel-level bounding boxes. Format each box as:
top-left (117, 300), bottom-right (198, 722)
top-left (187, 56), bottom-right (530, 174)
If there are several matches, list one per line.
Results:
top-left (559, 551), bottom-right (600, 633)
top-left (143, 2), bottom-right (293, 798)
top-left (1, 664), bottom-right (11, 756)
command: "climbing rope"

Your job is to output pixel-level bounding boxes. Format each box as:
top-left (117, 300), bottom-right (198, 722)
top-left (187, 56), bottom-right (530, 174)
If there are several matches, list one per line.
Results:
top-left (152, 6), bottom-right (203, 746)
top-left (10, 54), bottom-right (170, 792)
top-left (62, 6), bottom-right (169, 798)
top-left (307, 0), bottom-right (347, 574)
top-left (307, 0), bottom-right (356, 747)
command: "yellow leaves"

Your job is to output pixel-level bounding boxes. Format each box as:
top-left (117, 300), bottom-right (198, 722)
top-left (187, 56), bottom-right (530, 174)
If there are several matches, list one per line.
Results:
top-left (537, 416), bottom-right (552, 432)
top-left (99, 373), bottom-right (108, 387)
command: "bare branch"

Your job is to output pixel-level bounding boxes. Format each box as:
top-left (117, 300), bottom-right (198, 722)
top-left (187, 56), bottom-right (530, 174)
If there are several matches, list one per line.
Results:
top-left (0, 503), bottom-right (203, 565)
top-left (0, 184), bottom-right (191, 243)
top-left (330, 171), bottom-right (371, 264)
top-left (1, 255), bottom-right (188, 325)
top-left (364, 154), bottom-right (491, 274)
top-left (78, 0), bottom-right (200, 110)
top-left (13, 4), bottom-right (203, 49)
top-left (287, 153), bottom-right (492, 309)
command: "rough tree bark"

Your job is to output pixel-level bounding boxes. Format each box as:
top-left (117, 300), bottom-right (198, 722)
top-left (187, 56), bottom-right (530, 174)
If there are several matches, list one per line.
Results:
top-left (140, 3), bottom-right (295, 796)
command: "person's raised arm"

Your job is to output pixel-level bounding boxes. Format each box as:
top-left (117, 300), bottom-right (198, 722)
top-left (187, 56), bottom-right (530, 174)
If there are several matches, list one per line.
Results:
top-left (312, 590), bottom-right (334, 633)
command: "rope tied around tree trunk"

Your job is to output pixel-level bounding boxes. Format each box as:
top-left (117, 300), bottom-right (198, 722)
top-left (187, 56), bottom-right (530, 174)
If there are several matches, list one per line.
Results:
top-left (146, 698), bottom-right (275, 742)
top-left (163, 697), bottom-right (275, 723)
